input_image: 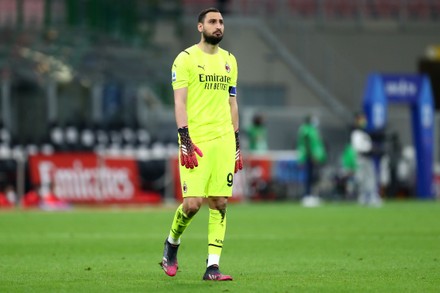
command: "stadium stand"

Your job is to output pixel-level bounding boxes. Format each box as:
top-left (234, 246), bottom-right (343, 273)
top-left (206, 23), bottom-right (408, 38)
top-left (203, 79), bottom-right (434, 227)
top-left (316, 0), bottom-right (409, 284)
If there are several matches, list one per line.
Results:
top-left (0, 0), bottom-right (439, 204)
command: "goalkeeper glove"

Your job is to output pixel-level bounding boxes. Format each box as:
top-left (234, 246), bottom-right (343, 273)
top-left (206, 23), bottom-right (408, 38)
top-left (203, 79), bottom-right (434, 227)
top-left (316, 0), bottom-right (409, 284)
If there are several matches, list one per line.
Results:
top-left (178, 126), bottom-right (203, 169)
top-left (234, 130), bottom-right (243, 173)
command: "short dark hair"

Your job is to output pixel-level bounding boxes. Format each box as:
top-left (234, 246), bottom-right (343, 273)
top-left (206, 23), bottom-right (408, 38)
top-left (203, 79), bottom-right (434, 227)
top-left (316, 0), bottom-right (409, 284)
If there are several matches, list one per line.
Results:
top-left (198, 7), bottom-right (220, 23)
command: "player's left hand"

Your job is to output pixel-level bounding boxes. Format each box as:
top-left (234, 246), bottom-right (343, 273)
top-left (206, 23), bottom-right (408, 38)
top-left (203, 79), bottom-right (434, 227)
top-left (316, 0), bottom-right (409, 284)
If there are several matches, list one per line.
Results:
top-left (234, 130), bottom-right (243, 173)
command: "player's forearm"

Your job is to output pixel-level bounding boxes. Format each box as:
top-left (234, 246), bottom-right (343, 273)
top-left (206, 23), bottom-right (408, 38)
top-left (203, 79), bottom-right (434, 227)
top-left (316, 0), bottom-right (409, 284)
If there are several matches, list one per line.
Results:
top-left (175, 104), bottom-right (188, 128)
top-left (174, 88), bottom-right (188, 128)
top-left (229, 96), bottom-right (239, 131)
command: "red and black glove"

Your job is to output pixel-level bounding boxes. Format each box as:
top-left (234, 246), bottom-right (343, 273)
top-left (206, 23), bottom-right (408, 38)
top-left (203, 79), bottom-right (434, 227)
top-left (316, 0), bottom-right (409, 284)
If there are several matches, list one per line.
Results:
top-left (234, 130), bottom-right (243, 173)
top-left (178, 126), bottom-right (203, 169)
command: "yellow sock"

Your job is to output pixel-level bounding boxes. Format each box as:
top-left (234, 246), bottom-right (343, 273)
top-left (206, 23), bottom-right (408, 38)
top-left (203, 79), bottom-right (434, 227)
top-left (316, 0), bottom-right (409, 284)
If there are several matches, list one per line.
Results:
top-left (208, 208), bottom-right (227, 257)
top-left (169, 204), bottom-right (194, 242)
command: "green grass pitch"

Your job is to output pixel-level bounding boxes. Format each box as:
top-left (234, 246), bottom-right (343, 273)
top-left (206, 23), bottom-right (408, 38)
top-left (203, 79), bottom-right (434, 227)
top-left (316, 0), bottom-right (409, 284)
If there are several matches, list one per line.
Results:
top-left (1, 201), bottom-right (439, 292)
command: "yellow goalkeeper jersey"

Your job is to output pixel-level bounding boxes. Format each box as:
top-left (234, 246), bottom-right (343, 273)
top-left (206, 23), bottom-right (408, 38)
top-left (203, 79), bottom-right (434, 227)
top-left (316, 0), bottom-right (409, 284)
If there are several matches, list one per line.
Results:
top-left (171, 44), bottom-right (238, 143)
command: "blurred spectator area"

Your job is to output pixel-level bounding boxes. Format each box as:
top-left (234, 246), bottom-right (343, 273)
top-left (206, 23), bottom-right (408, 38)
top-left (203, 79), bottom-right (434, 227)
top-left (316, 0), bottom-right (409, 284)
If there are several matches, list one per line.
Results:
top-left (1, 0), bottom-right (439, 157)
top-left (183, 0), bottom-right (440, 21)
top-left (0, 0), bottom-right (437, 203)
top-left (0, 0), bottom-right (182, 150)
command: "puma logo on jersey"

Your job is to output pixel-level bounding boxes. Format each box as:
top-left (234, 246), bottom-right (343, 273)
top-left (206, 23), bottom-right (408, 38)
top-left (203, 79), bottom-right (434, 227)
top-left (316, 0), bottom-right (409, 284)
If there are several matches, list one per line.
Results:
top-left (198, 65), bottom-right (205, 70)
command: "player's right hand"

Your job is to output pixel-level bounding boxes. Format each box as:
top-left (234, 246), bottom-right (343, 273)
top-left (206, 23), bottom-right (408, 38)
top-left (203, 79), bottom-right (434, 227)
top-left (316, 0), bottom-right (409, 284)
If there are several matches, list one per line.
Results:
top-left (178, 126), bottom-right (203, 169)
top-left (180, 143), bottom-right (203, 169)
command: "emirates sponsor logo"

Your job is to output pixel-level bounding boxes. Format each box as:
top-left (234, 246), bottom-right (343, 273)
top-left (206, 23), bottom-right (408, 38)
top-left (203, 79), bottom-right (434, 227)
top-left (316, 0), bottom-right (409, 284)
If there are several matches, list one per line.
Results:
top-left (38, 160), bottom-right (134, 200)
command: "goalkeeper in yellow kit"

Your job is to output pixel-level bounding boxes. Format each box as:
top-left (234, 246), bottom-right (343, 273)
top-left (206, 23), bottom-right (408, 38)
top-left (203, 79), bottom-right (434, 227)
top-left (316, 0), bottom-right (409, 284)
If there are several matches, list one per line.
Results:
top-left (159, 7), bottom-right (243, 281)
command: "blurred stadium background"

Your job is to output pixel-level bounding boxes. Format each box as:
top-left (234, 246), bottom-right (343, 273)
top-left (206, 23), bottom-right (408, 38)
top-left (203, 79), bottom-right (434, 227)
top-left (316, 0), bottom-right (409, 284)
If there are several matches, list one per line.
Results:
top-left (0, 0), bottom-right (440, 208)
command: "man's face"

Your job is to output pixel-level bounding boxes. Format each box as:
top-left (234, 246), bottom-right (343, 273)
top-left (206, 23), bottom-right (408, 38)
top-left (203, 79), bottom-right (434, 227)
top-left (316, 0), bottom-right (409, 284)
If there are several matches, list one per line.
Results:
top-left (199, 12), bottom-right (224, 45)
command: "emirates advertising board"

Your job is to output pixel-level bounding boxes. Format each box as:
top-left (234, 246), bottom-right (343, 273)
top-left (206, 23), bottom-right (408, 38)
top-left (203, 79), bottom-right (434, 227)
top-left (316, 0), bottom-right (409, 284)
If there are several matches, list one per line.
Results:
top-left (28, 153), bottom-right (142, 203)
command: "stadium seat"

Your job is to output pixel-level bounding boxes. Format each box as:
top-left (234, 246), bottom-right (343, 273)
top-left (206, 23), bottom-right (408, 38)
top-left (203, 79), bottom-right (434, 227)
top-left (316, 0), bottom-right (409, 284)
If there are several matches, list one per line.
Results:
top-left (80, 128), bottom-right (95, 151)
top-left (288, 0), bottom-right (319, 17)
top-left (40, 143), bottom-right (54, 155)
top-left (0, 123), bottom-right (11, 145)
top-left (407, 0), bottom-right (431, 19)
top-left (0, 143), bottom-right (11, 159)
top-left (368, 0), bottom-right (400, 19)
top-left (430, 0), bottom-right (440, 19)
top-left (182, 0), bottom-right (216, 14)
top-left (323, 0), bottom-right (358, 19)
top-left (49, 123), bottom-right (65, 151)
top-left (64, 124), bottom-right (80, 151)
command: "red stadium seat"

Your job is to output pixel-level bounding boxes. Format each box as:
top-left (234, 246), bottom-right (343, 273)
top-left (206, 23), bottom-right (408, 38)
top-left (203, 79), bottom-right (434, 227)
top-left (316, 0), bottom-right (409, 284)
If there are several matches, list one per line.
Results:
top-left (323, 0), bottom-right (358, 19)
top-left (288, 0), bottom-right (318, 17)
top-left (364, 0), bottom-right (400, 19)
top-left (430, 0), bottom-right (440, 19)
top-left (407, 0), bottom-right (430, 19)
top-left (182, 0), bottom-right (217, 14)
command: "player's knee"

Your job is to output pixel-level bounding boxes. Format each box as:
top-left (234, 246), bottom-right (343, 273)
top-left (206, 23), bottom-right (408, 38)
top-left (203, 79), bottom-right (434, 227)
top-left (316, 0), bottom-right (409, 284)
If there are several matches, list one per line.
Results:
top-left (183, 199), bottom-right (202, 217)
top-left (209, 197), bottom-right (228, 211)
top-left (184, 206), bottom-right (200, 217)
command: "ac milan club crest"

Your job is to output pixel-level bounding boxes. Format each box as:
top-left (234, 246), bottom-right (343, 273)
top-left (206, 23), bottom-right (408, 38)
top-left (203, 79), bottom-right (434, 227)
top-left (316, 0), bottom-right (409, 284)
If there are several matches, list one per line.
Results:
top-left (225, 63), bottom-right (230, 73)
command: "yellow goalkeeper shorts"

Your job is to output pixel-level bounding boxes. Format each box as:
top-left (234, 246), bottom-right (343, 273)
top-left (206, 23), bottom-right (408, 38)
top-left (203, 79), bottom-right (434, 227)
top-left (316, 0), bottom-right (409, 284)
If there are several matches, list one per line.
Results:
top-left (179, 131), bottom-right (235, 197)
